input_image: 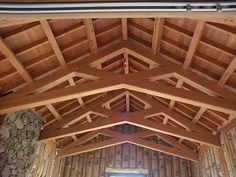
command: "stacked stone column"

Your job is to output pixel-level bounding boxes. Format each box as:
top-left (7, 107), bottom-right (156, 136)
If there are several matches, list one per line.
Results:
top-left (0, 109), bottom-right (41, 177)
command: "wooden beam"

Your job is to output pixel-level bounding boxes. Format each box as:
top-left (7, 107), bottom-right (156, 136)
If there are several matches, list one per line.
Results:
top-left (40, 107), bottom-right (220, 147)
top-left (121, 18), bottom-right (128, 40)
top-left (57, 90), bottom-right (125, 128)
top-left (126, 81), bottom-right (236, 115)
top-left (132, 130), bottom-right (194, 153)
top-left (152, 18), bottom-right (164, 54)
top-left (46, 104), bottom-right (62, 121)
top-left (83, 19), bottom-right (98, 52)
top-left (0, 19), bottom-right (36, 27)
top-left (40, 20), bottom-right (67, 69)
top-left (1, 12), bottom-right (236, 26)
top-left (0, 66), bottom-right (171, 114)
top-left (40, 115), bottom-right (127, 141)
top-left (0, 37), bottom-right (33, 85)
top-left (126, 92), bottom-right (130, 111)
top-left (0, 72), bottom-right (235, 115)
top-left (63, 130), bottom-right (101, 150)
top-left (1, 38), bottom-right (125, 96)
top-left (127, 115), bottom-right (220, 147)
top-left (217, 56), bottom-right (236, 87)
top-left (128, 91), bottom-right (208, 133)
top-left (183, 20), bottom-right (205, 70)
top-left (125, 41), bottom-right (236, 101)
top-left (192, 107), bottom-right (206, 123)
top-left (128, 137), bottom-right (199, 162)
top-left (167, 79), bottom-right (183, 124)
top-left (124, 52), bottom-right (129, 74)
top-left (58, 131), bottom-right (199, 162)
top-left (58, 137), bottom-right (127, 158)
top-left (224, 117), bottom-right (236, 134)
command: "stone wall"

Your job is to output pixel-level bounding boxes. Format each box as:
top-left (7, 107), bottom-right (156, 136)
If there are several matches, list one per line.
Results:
top-left (0, 109), bottom-right (42, 177)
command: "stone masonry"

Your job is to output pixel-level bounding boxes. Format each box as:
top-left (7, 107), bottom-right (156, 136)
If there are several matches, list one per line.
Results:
top-left (0, 109), bottom-right (41, 177)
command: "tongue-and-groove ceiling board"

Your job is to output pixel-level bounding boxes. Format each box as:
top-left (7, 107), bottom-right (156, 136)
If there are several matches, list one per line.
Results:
top-left (0, 18), bottom-right (235, 162)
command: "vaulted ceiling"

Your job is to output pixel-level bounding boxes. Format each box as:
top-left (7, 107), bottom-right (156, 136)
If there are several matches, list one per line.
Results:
top-left (0, 18), bottom-right (235, 162)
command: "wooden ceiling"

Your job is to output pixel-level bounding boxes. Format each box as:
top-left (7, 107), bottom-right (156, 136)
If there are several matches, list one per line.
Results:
top-left (0, 18), bottom-right (235, 162)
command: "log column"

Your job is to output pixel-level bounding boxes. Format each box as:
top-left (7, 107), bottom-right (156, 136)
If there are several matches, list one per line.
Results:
top-left (0, 109), bottom-right (41, 177)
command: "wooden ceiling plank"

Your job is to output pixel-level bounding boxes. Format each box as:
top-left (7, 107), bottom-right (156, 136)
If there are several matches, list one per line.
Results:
top-left (183, 20), bottom-right (205, 70)
top-left (0, 37), bottom-right (34, 85)
top-left (83, 19), bottom-right (98, 53)
top-left (96, 21), bottom-right (121, 38)
top-left (164, 21), bottom-right (235, 56)
top-left (40, 20), bottom-right (67, 69)
top-left (217, 56), bottom-right (236, 87)
top-left (121, 18), bottom-right (128, 40)
top-left (152, 18), bottom-right (164, 55)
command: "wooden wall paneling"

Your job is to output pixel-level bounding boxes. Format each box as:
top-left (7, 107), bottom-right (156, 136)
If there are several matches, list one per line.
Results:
top-left (92, 137), bottom-right (102, 177)
top-left (69, 156), bottom-right (77, 177)
top-left (143, 146), bottom-right (149, 169)
top-left (81, 153), bottom-right (87, 177)
top-left (137, 145), bottom-right (144, 168)
top-left (41, 133), bottom-right (200, 177)
top-left (190, 161), bottom-right (201, 177)
top-left (173, 157), bottom-right (181, 177)
top-left (166, 155), bottom-right (172, 177)
top-left (115, 125), bottom-right (122, 168)
top-left (220, 132), bottom-right (236, 177)
top-left (159, 151), bottom-right (165, 177)
top-left (198, 129), bottom-right (236, 177)
top-left (129, 125), bottom-right (137, 168)
top-left (186, 161), bottom-right (192, 177)
top-left (63, 156), bottom-right (72, 177)
top-left (78, 154), bottom-right (84, 177)
top-left (51, 157), bottom-right (60, 177)
top-left (58, 158), bottom-right (66, 177)
top-left (99, 138), bottom-right (106, 177)
top-left (122, 125), bottom-right (130, 168)
top-left (151, 141), bottom-right (158, 177)
top-left (86, 151), bottom-right (95, 177)
top-left (213, 148), bottom-right (223, 177)
top-left (107, 139), bottom-right (115, 168)
top-left (180, 159), bottom-right (188, 177)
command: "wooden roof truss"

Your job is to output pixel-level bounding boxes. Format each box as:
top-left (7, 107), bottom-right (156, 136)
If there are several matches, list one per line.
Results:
top-left (0, 18), bottom-right (235, 162)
